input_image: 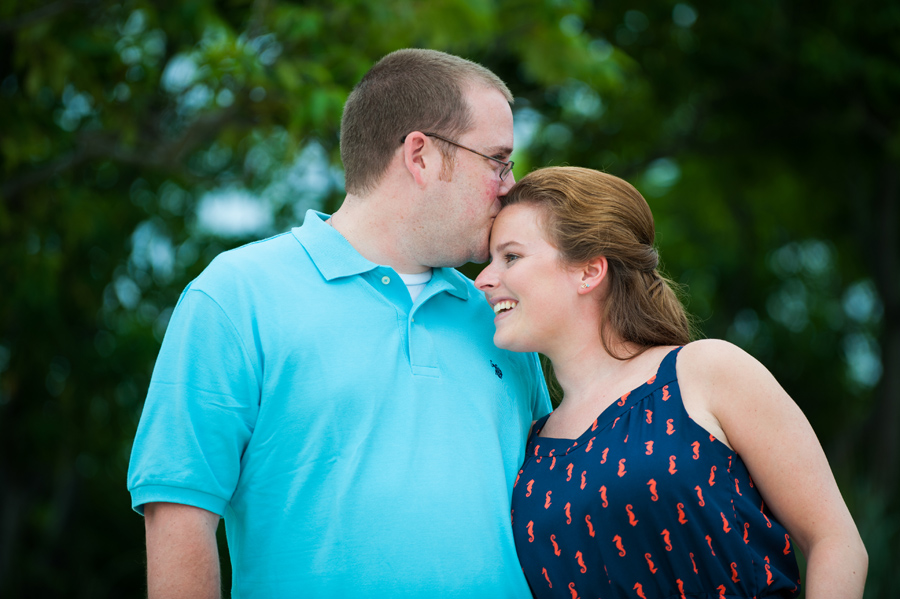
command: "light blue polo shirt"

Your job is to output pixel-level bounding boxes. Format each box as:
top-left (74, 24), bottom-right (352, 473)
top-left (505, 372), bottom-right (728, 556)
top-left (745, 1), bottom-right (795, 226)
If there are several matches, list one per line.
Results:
top-left (127, 210), bottom-right (551, 598)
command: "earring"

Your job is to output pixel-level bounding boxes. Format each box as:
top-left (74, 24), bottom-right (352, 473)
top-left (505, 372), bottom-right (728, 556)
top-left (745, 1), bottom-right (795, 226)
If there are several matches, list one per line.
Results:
top-left (580, 283), bottom-right (590, 289)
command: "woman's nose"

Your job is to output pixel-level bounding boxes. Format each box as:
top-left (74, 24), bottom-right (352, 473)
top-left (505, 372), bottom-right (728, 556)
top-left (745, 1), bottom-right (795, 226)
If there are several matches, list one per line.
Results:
top-left (474, 264), bottom-right (496, 291)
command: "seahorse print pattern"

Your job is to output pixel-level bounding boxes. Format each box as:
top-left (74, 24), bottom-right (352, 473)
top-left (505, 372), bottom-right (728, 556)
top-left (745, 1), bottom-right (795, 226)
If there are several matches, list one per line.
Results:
top-left (510, 347), bottom-right (800, 599)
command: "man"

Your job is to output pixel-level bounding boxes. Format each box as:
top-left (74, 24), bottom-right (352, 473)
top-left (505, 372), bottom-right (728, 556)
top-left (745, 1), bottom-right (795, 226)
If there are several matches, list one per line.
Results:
top-left (127, 49), bottom-right (551, 598)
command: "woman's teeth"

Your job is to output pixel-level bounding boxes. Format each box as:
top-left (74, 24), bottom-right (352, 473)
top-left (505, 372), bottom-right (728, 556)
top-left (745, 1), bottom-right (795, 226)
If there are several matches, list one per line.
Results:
top-left (493, 300), bottom-right (518, 315)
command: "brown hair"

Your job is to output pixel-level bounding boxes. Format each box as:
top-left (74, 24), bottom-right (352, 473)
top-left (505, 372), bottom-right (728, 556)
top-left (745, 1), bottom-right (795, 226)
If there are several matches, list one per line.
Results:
top-left (340, 49), bottom-right (513, 195)
top-left (504, 166), bottom-right (693, 358)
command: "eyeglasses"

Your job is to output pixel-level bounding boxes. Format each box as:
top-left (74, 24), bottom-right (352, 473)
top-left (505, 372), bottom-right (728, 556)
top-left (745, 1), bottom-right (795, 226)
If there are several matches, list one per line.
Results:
top-left (400, 132), bottom-right (514, 180)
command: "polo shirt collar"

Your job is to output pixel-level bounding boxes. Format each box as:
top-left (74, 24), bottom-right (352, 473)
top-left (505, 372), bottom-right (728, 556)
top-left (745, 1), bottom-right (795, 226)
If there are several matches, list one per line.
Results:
top-left (293, 210), bottom-right (377, 280)
top-left (429, 266), bottom-right (471, 301)
top-left (293, 209), bottom-right (471, 302)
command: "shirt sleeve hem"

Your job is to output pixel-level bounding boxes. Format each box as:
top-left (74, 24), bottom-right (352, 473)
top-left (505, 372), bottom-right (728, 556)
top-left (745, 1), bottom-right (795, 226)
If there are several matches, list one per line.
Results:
top-left (129, 485), bottom-right (229, 517)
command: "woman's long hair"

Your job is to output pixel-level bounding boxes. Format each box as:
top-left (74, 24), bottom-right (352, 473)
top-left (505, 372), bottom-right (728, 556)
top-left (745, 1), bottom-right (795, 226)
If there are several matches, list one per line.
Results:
top-left (503, 166), bottom-right (694, 359)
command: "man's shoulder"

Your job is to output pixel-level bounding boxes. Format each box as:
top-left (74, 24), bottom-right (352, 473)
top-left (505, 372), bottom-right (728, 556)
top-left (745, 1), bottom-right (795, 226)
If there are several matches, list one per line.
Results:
top-left (197, 232), bottom-right (305, 281)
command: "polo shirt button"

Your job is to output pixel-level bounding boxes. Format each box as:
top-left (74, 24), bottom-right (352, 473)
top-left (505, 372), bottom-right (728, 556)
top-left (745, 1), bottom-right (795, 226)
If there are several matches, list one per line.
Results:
top-left (411, 318), bottom-right (415, 323)
top-left (381, 276), bottom-right (390, 285)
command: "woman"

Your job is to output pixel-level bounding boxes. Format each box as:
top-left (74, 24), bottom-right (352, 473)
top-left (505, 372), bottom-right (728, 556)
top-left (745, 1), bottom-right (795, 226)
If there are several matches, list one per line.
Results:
top-left (474, 167), bottom-right (867, 599)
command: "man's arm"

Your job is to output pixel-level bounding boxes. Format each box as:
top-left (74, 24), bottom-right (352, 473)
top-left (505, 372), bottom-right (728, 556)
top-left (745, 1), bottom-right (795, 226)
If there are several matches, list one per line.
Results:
top-left (144, 502), bottom-right (222, 599)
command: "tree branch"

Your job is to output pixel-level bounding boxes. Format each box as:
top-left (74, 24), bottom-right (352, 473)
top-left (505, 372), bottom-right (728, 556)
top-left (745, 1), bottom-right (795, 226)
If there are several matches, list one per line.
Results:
top-left (1, 105), bottom-right (242, 202)
top-left (0, 0), bottom-right (80, 35)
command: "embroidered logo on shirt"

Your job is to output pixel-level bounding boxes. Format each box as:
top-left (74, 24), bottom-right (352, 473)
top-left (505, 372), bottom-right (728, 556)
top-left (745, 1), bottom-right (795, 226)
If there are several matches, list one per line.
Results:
top-left (490, 360), bottom-right (503, 379)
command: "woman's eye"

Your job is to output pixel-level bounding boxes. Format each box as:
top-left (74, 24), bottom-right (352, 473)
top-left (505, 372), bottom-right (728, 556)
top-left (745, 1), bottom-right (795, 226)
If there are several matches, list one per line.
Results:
top-left (504, 253), bottom-right (520, 264)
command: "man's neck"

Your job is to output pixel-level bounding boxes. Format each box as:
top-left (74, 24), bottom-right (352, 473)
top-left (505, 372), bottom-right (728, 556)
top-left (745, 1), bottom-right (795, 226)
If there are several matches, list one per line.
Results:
top-left (329, 196), bottom-right (431, 274)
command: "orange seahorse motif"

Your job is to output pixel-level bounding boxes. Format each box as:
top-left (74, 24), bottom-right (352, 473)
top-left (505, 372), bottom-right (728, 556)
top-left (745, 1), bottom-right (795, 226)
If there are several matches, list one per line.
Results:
top-left (626, 504), bottom-right (639, 526)
top-left (661, 528), bottom-right (673, 551)
top-left (677, 502), bottom-right (688, 524)
top-left (662, 385), bottom-right (670, 401)
top-left (591, 418), bottom-right (599, 431)
top-left (566, 463), bottom-right (574, 481)
top-left (689, 552), bottom-right (698, 573)
top-left (534, 444), bottom-right (540, 456)
top-left (613, 534), bottom-right (626, 556)
top-left (692, 441), bottom-right (700, 459)
top-left (542, 567), bottom-right (552, 588)
top-left (634, 582), bottom-right (648, 599)
top-left (612, 416), bottom-right (621, 428)
top-left (526, 480), bottom-right (534, 497)
top-left (645, 553), bottom-right (658, 574)
top-left (783, 534), bottom-right (792, 555)
top-left (527, 521), bottom-right (534, 542)
top-left (575, 550), bottom-right (587, 573)
top-left (743, 523), bottom-right (750, 544)
top-left (568, 582), bottom-right (580, 599)
top-left (717, 584), bottom-right (727, 598)
top-left (600, 448), bottom-right (609, 464)
top-left (706, 534), bottom-right (715, 556)
top-left (721, 512), bottom-right (732, 533)
top-left (647, 374), bottom-right (657, 384)
top-left (709, 465), bottom-right (717, 486)
top-left (545, 491), bottom-right (552, 508)
top-left (666, 419), bottom-right (675, 434)
top-left (624, 434), bottom-right (629, 443)
top-left (618, 459), bottom-right (627, 477)
top-left (669, 455), bottom-right (678, 474)
top-left (585, 437), bottom-right (595, 452)
top-left (617, 391), bottom-right (630, 407)
top-left (694, 485), bottom-right (705, 506)
top-left (514, 470), bottom-right (522, 487)
top-left (565, 502), bottom-right (572, 524)
top-left (599, 486), bottom-right (609, 508)
top-left (734, 478), bottom-right (741, 495)
top-left (581, 471), bottom-right (587, 489)
top-left (730, 562), bottom-right (741, 582)
top-left (550, 456), bottom-right (556, 470)
top-left (585, 515), bottom-right (596, 537)
top-left (645, 409), bottom-right (653, 424)
top-left (551, 534), bottom-right (561, 556)
top-left (647, 479), bottom-right (659, 501)
top-left (676, 579), bottom-right (686, 599)
top-left (765, 562), bottom-right (774, 585)
top-left (645, 441), bottom-right (654, 455)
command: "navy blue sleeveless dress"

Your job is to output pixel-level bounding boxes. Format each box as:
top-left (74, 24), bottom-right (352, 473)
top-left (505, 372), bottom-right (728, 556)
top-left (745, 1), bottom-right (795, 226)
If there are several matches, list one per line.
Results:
top-left (511, 347), bottom-right (800, 599)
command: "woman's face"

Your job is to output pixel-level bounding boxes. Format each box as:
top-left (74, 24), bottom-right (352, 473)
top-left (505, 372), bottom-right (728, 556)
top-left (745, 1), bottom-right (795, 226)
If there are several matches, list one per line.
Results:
top-left (474, 203), bottom-right (581, 354)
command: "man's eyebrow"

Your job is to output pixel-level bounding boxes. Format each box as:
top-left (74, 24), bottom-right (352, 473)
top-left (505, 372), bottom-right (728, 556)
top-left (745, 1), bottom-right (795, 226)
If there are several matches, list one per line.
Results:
top-left (485, 145), bottom-right (513, 157)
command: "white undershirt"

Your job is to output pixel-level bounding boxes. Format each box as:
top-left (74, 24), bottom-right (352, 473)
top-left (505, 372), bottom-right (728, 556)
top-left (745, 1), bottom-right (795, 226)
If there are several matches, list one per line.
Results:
top-left (398, 270), bottom-right (433, 302)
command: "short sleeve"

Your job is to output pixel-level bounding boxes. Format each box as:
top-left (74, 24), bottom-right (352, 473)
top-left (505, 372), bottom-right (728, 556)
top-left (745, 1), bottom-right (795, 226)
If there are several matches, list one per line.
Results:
top-left (127, 286), bottom-right (261, 516)
top-left (528, 352), bottom-right (553, 420)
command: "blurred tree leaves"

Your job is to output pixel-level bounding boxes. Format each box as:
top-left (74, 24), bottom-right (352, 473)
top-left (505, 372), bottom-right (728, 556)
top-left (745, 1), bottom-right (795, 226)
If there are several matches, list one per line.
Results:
top-left (1, 0), bottom-right (897, 596)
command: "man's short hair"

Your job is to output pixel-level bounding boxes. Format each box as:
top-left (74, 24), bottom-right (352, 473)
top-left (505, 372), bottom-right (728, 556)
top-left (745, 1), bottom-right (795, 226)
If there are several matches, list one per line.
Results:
top-left (340, 49), bottom-right (513, 196)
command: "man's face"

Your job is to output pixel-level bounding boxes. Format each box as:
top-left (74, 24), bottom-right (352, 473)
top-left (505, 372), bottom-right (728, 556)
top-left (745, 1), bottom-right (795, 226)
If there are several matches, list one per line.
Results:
top-left (420, 86), bottom-right (516, 267)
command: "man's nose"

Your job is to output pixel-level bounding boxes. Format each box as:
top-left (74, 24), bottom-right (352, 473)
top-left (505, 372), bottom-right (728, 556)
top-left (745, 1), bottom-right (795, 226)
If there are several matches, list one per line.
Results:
top-left (500, 171), bottom-right (516, 194)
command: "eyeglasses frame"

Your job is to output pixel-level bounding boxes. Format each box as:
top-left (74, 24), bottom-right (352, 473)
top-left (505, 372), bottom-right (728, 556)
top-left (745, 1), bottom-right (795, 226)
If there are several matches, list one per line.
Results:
top-left (400, 132), bottom-right (514, 181)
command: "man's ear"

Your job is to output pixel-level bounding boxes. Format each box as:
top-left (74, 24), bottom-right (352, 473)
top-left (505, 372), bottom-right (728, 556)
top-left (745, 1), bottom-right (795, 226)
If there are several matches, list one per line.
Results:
top-left (578, 256), bottom-right (608, 294)
top-left (402, 132), bottom-right (434, 187)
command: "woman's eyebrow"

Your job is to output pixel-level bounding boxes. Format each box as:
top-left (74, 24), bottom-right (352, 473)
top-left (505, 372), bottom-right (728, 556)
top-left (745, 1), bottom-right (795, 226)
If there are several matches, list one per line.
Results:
top-left (494, 240), bottom-right (521, 253)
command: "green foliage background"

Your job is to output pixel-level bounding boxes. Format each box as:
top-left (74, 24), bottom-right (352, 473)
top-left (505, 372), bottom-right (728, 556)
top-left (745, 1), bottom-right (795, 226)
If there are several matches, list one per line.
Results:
top-left (1, 0), bottom-right (897, 596)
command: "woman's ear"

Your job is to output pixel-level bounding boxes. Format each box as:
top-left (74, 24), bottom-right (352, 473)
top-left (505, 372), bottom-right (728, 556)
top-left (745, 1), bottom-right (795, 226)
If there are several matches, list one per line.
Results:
top-left (578, 256), bottom-right (608, 294)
